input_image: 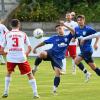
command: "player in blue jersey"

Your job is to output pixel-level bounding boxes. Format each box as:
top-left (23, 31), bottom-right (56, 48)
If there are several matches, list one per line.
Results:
top-left (74, 15), bottom-right (100, 82)
top-left (32, 23), bottom-right (75, 94)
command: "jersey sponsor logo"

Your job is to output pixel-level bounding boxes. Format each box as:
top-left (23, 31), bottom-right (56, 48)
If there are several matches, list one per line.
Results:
top-left (56, 39), bottom-right (59, 42)
top-left (58, 42), bottom-right (67, 47)
top-left (9, 48), bottom-right (22, 51)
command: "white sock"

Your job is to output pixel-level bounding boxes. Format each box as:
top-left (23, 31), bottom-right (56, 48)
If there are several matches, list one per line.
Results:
top-left (53, 86), bottom-right (57, 92)
top-left (4, 77), bottom-right (11, 94)
top-left (33, 65), bottom-right (38, 71)
top-left (62, 58), bottom-right (66, 72)
top-left (72, 59), bottom-right (76, 70)
top-left (29, 79), bottom-right (38, 96)
top-left (0, 55), bottom-right (5, 63)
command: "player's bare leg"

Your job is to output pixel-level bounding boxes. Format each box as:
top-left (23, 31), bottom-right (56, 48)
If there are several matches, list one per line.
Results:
top-left (88, 62), bottom-right (100, 76)
top-left (75, 56), bottom-right (91, 82)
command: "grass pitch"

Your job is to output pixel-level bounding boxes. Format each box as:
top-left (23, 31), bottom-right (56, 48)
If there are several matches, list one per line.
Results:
top-left (0, 57), bottom-right (100, 100)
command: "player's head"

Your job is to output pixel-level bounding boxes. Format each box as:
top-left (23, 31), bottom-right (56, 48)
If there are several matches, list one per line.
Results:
top-left (11, 19), bottom-right (21, 29)
top-left (76, 15), bottom-right (85, 26)
top-left (55, 25), bottom-right (64, 35)
top-left (71, 12), bottom-right (76, 20)
top-left (65, 13), bottom-right (72, 21)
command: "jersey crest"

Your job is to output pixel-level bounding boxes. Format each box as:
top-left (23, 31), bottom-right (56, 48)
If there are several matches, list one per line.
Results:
top-left (83, 31), bottom-right (86, 36)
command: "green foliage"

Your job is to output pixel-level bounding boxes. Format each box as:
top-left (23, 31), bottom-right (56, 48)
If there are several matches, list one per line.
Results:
top-left (92, 2), bottom-right (100, 22)
top-left (72, 3), bottom-right (94, 22)
top-left (13, 1), bottom-right (59, 22)
top-left (30, 2), bottom-right (59, 22)
top-left (12, 0), bottom-right (100, 22)
top-left (19, 0), bottom-right (33, 4)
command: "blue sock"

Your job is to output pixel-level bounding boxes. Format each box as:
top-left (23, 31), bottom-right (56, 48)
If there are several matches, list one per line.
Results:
top-left (94, 68), bottom-right (100, 76)
top-left (35, 57), bottom-right (42, 66)
top-left (54, 77), bottom-right (60, 87)
top-left (77, 62), bottom-right (87, 73)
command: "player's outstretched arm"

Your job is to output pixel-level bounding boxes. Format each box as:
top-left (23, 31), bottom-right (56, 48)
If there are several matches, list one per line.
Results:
top-left (26, 45), bottom-right (32, 57)
top-left (82, 32), bottom-right (100, 40)
top-left (94, 36), bottom-right (99, 50)
top-left (80, 32), bottom-right (100, 47)
top-left (64, 23), bottom-right (75, 34)
top-left (33, 42), bottom-right (45, 53)
top-left (60, 21), bottom-right (75, 34)
top-left (0, 46), bottom-right (7, 55)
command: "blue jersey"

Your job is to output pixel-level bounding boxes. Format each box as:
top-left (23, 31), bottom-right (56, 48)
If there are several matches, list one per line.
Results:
top-left (44, 34), bottom-right (74, 60)
top-left (75, 25), bottom-right (96, 53)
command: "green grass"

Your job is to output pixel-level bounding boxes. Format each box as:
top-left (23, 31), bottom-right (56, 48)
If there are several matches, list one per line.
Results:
top-left (0, 57), bottom-right (100, 100)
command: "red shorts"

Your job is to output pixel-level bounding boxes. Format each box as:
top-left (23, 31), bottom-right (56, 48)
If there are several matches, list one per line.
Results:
top-left (7, 61), bottom-right (31, 75)
top-left (65, 45), bottom-right (77, 59)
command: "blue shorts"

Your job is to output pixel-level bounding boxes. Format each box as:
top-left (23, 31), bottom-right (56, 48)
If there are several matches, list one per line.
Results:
top-left (78, 52), bottom-right (94, 63)
top-left (43, 50), bottom-right (63, 69)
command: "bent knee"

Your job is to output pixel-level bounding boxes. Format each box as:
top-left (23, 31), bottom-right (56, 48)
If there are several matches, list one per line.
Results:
top-left (39, 51), bottom-right (47, 58)
top-left (54, 67), bottom-right (61, 76)
top-left (74, 58), bottom-right (79, 65)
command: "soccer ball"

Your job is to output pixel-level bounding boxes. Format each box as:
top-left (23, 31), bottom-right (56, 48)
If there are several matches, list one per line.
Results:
top-left (33, 28), bottom-right (44, 39)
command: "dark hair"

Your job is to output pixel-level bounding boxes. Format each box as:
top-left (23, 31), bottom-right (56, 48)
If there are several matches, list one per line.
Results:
top-left (55, 24), bottom-right (61, 28)
top-left (11, 19), bottom-right (20, 27)
top-left (77, 15), bottom-right (85, 20)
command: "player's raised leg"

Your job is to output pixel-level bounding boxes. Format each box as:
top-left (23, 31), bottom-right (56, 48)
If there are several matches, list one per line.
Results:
top-left (32, 57), bottom-right (42, 75)
top-left (32, 51), bottom-right (47, 75)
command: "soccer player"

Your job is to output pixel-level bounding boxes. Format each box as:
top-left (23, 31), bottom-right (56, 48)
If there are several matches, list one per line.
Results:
top-left (0, 19), bottom-right (9, 65)
top-left (64, 13), bottom-right (78, 74)
top-left (0, 19), bottom-right (39, 98)
top-left (32, 23), bottom-right (75, 94)
top-left (74, 15), bottom-right (100, 82)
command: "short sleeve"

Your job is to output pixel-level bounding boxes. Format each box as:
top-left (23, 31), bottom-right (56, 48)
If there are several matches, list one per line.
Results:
top-left (89, 28), bottom-right (96, 35)
top-left (44, 35), bottom-right (55, 44)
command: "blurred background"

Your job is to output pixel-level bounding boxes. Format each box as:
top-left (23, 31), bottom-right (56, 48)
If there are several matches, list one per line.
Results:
top-left (0, 0), bottom-right (100, 57)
